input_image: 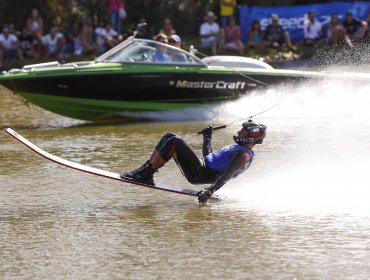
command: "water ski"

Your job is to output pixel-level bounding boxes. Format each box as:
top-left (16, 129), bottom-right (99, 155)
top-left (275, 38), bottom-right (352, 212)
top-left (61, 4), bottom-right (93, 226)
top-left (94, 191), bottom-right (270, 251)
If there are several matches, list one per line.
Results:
top-left (4, 128), bottom-right (223, 200)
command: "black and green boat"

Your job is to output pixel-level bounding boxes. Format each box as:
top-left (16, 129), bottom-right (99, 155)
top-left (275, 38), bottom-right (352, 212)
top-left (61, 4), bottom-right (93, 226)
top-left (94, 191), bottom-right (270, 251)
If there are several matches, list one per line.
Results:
top-left (1, 37), bottom-right (370, 121)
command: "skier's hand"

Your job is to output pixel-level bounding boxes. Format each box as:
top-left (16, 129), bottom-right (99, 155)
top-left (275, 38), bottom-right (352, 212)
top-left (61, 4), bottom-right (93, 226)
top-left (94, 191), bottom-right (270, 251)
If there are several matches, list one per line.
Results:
top-left (201, 125), bottom-right (213, 140)
top-left (197, 188), bottom-right (213, 204)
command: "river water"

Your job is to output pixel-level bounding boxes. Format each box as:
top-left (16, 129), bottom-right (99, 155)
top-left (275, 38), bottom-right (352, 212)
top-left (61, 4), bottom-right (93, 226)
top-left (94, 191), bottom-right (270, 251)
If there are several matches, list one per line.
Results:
top-left (1, 76), bottom-right (370, 279)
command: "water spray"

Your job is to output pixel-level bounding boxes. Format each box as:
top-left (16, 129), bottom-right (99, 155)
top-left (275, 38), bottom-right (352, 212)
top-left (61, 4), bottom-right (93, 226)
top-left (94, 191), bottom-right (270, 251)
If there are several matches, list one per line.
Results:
top-left (194, 49), bottom-right (286, 134)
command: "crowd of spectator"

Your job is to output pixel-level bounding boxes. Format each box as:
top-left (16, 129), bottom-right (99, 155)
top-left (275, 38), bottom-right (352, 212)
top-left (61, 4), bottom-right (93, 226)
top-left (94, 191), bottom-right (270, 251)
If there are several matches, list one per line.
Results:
top-left (199, 6), bottom-right (370, 56)
top-left (2, 2), bottom-right (370, 68)
top-left (0, 1), bottom-right (127, 68)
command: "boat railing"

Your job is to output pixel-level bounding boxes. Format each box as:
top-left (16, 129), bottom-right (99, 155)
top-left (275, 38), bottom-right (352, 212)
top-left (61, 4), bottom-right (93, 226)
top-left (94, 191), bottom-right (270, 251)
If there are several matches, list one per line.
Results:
top-left (22, 61), bottom-right (60, 70)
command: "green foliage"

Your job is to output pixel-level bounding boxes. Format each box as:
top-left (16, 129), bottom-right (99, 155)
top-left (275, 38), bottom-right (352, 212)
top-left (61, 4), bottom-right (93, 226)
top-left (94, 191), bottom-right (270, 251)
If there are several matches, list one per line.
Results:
top-left (0, 0), bottom-right (342, 36)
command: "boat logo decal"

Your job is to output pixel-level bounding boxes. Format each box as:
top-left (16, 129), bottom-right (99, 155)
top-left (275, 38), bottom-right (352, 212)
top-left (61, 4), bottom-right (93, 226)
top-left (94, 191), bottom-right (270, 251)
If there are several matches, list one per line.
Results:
top-left (169, 80), bottom-right (256, 89)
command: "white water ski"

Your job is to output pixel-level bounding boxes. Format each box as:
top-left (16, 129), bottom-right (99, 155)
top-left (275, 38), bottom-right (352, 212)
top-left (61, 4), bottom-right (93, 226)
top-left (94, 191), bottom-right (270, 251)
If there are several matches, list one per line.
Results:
top-left (4, 128), bottom-right (223, 200)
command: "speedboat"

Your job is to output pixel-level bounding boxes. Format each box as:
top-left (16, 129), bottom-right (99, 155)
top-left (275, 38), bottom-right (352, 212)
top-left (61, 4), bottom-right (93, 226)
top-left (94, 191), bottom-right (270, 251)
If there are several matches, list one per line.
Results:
top-left (1, 36), bottom-right (370, 120)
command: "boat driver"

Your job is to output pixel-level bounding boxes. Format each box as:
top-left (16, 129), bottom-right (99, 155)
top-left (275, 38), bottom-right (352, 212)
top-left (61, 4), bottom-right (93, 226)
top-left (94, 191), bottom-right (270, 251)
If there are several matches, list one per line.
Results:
top-left (120, 120), bottom-right (266, 204)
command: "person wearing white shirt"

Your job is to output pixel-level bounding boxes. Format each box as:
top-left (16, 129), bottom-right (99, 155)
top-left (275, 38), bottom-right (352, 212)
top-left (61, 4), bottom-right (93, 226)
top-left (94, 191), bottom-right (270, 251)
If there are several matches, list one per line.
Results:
top-left (199, 11), bottom-right (220, 55)
top-left (95, 21), bottom-right (106, 53)
top-left (96, 22), bottom-right (121, 52)
top-left (303, 10), bottom-right (322, 46)
top-left (42, 26), bottom-right (65, 58)
top-left (0, 26), bottom-right (23, 62)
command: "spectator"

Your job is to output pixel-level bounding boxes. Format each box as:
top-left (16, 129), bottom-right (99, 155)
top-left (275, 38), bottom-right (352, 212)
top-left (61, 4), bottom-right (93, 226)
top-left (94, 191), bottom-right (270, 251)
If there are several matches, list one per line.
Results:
top-left (74, 24), bottom-right (98, 56)
top-left (159, 19), bottom-right (176, 38)
top-left (199, 11), bottom-right (220, 55)
top-left (96, 20), bottom-right (121, 53)
top-left (303, 10), bottom-right (322, 46)
top-left (219, 0), bottom-right (237, 27)
top-left (106, 0), bottom-right (125, 34)
top-left (26, 8), bottom-right (43, 35)
top-left (9, 24), bottom-right (21, 37)
top-left (26, 8), bottom-right (44, 58)
top-left (95, 20), bottom-right (106, 53)
top-left (264, 14), bottom-right (295, 51)
top-left (42, 26), bottom-right (66, 59)
top-left (101, 22), bottom-right (122, 51)
top-left (168, 34), bottom-right (187, 62)
top-left (65, 21), bottom-right (80, 54)
top-left (325, 13), bottom-right (342, 39)
top-left (329, 25), bottom-right (353, 49)
top-left (342, 10), bottom-right (366, 40)
top-left (0, 26), bottom-right (23, 62)
top-left (219, 16), bottom-right (244, 55)
top-left (247, 19), bottom-right (265, 51)
top-left (18, 27), bottom-right (34, 58)
top-left (152, 33), bottom-right (170, 62)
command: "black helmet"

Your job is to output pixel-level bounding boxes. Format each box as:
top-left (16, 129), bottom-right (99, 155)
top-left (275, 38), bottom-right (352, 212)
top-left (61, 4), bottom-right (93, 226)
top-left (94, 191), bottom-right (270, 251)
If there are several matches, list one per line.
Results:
top-left (233, 120), bottom-right (266, 145)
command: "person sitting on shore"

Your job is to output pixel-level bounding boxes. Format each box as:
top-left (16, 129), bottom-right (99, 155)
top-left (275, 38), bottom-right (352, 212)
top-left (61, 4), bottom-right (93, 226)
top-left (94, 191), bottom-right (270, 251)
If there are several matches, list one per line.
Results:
top-left (329, 25), bottom-right (353, 49)
top-left (325, 13), bottom-right (342, 39)
top-left (219, 16), bottom-right (244, 55)
top-left (159, 19), bottom-right (176, 38)
top-left (0, 25), bottom-right (23, 62)
top-left (247, 19), bottom-right (265, 51)
top-left (303, 10), bottom-right (322, 46)
top-left (264, 14), bottom-right (295, 51)
top-left (42, 25), bottom-right (66, 59)
top-left (199, 11), bottom-right (220, 55)
top-left (342, 10), bottom-right (366, 40)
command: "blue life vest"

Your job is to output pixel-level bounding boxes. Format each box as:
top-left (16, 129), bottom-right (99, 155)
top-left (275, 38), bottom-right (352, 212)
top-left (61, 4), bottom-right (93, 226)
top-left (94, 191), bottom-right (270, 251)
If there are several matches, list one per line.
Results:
top-left (204, 145), bottom-right (254, 176)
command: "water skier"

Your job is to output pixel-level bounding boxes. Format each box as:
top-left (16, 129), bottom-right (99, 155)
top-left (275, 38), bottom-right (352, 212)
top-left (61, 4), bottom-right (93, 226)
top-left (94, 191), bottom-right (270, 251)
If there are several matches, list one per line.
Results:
top-left (120, 120), bottom-right (266, 204)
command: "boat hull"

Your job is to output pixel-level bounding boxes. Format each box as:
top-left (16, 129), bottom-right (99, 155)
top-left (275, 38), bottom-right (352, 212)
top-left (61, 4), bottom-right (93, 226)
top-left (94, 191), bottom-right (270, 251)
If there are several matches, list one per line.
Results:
top-left (1, 69), bottom-right (277, 120)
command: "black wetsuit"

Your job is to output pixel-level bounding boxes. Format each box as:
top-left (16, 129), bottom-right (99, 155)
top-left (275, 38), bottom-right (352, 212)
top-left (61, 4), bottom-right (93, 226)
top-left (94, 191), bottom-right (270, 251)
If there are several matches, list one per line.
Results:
top-left (155, 133), bottom-right (254, 193)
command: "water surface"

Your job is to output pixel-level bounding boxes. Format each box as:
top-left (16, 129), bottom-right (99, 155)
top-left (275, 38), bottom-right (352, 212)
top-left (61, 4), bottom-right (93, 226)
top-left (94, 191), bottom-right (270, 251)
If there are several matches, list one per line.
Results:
top-left (1, 80), bottom-right (370, 279)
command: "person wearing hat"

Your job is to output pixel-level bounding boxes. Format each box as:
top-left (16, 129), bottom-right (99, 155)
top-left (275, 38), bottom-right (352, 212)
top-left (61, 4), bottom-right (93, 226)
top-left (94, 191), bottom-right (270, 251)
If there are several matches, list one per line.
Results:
top-left (168, 34), bottom-right (187, 62)
top-left (120, 120), bottom-right (267, 204)
top-left (199, 11), bottom-right (220, 55)
top-left (264, 14), bottom-right (295, 51)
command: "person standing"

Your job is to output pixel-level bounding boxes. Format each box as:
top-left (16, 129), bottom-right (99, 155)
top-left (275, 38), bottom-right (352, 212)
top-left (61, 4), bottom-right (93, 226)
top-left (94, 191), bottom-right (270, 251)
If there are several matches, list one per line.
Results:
top-left (220, 0), bottom-right (237, 27)
top-left (107, 0), bottom-right (125, 34)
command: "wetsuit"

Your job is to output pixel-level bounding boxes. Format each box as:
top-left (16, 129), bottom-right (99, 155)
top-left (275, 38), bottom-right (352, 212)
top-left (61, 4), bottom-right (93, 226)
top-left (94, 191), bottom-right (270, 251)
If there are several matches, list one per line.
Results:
top-left (155, 133), bottom-right (254, 192)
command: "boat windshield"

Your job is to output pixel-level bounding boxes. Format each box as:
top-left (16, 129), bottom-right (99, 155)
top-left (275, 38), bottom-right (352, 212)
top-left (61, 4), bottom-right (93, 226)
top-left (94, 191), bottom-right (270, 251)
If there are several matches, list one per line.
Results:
top-left (96, 37), bottom-right (205, 66)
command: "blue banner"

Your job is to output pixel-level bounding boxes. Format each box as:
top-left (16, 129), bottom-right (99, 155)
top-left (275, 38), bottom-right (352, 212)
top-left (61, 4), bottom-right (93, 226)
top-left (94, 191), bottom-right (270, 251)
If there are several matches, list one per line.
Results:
top-left (239, 1), bottom-right (370, 43)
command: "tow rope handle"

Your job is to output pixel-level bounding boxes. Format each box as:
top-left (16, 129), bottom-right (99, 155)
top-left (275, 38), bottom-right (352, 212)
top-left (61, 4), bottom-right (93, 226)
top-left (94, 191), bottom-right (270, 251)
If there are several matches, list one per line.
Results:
top-left (197, 125), bottom-right (226, 135)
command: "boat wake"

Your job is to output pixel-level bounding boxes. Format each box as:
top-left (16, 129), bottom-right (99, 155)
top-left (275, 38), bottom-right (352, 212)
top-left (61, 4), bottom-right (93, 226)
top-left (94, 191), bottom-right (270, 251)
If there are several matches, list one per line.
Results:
top-left (117, 76), bottom-right (370, 124)
top-left (213, 78), bottom-right (370, 215)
